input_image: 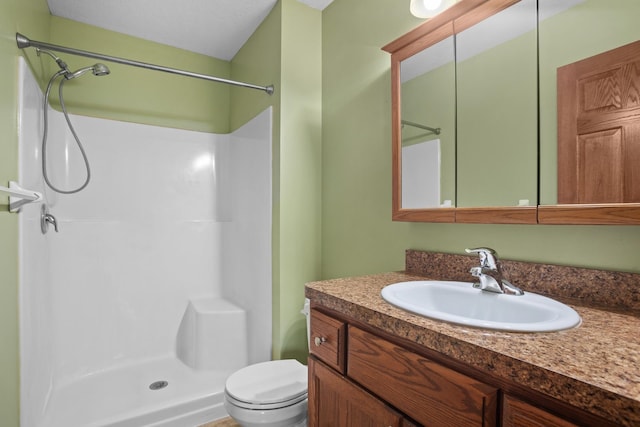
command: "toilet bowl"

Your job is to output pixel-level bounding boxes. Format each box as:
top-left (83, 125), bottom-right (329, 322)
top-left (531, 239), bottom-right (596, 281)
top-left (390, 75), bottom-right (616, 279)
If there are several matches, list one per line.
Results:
top-left (224, 359), bottom-right (308, 427)
top-left (223, 299), bottom-right (311, 427)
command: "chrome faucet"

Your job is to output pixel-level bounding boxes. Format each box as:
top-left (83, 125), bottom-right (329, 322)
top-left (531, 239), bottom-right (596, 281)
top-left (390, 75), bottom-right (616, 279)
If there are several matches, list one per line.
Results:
top-left (465, 247), bottom-right (524, 295)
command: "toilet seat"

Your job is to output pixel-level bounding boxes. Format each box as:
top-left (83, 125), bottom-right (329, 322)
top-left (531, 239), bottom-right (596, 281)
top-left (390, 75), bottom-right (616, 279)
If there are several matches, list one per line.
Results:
top-left (225, 359), bottom-right (308, 410)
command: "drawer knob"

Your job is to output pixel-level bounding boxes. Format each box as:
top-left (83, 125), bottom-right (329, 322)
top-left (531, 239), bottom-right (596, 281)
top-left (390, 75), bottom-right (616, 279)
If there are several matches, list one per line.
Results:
top-left (314, 336), bottom-right (327, 346)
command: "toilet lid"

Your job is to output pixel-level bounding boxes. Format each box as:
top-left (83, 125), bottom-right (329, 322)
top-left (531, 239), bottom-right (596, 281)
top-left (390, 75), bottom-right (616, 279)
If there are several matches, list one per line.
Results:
top-left (225, 359), bottom-right (307, 407)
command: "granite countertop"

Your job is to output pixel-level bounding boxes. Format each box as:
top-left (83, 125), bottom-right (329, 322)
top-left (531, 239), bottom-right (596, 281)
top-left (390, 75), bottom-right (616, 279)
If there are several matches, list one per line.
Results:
top-left (305, 271), bottom-right (640, 426)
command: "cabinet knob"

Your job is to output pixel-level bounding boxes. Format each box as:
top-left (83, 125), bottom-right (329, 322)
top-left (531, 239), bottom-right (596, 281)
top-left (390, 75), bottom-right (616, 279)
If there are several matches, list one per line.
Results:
top-left (314, 336), bottom-right (327, 346)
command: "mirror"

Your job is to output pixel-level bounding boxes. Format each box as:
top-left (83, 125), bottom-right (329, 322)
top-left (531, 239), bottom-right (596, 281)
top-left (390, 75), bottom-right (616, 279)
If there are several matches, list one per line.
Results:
top-left (385, 0), bottom-right (538, 223)
top-left (456, 0), bottom-right (538, 208)
top-left (400, 36), bottom-right (456, 209)
top-left (537, 0), bottom-right (640, 223)
top-left (385, 0), bottom-right (640, 224)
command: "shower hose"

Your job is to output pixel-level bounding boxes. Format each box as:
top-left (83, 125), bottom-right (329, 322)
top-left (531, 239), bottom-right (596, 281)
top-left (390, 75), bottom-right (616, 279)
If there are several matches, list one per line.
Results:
top-left (42, 70), bottom-right (92, 194)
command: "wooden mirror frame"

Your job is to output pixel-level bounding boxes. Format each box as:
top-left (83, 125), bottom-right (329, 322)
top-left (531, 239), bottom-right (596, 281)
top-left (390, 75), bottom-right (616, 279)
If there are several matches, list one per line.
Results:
top-left (383, 0), bottom-right (640, 225)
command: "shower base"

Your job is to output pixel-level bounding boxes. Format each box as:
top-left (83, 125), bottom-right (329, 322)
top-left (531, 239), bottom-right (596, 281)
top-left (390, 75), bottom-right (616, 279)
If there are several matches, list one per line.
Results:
top-left (40, 355), bottom-right (231, 427)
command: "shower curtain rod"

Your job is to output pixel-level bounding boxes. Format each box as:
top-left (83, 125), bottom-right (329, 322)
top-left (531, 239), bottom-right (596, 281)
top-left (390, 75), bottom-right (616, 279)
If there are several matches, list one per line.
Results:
top-left (16, 32), bottom-right (274, 95)
top-left (401, 120), bottom-right (441, 135)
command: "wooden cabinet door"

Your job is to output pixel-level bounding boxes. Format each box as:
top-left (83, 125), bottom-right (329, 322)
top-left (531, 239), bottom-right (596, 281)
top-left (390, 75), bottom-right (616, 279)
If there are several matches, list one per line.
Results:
top-left (348, 326), bottom-right (498, 427)
top-left (557, 40), bottom-right (640, 204)
top-left (308, 357), bottom-right (404, 427)
top-left (503, 395), bottom-right (579, 427)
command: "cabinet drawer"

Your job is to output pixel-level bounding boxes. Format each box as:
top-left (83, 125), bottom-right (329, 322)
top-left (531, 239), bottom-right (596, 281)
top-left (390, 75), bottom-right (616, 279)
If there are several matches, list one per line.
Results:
top-left (503, 395), bottom-right (579, 427)
top-left (348, 326), bottom-right (498, 427)
top-left (310, 309), bottom-right (346, 372)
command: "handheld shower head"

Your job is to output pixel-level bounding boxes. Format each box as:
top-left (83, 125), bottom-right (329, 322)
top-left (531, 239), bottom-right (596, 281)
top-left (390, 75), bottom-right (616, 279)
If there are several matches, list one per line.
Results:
top-left (65, 63), bottom-right (111, 79)
top-left (33, 46), bottom-right (110, 80)
top-left (92, 63), bottom-right (110, 76)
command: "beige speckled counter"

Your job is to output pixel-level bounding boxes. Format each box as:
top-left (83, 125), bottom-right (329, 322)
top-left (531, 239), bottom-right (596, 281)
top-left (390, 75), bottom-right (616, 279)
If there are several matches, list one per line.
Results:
top-left (305, 270), bottom-right (640, 426)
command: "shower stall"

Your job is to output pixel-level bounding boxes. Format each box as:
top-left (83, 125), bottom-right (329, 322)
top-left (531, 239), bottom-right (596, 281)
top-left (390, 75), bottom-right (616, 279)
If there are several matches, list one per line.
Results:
top-left (17, 57), bottom-right (273, 426)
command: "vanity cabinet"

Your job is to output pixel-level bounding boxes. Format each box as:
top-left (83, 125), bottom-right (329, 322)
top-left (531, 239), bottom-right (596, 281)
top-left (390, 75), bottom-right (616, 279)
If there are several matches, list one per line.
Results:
top-left (308, 306), bottom-right (610, 427)
top-left (308, 309), bottom-right (417, 427)
top-left (309, 307), bottom-right (496, 426)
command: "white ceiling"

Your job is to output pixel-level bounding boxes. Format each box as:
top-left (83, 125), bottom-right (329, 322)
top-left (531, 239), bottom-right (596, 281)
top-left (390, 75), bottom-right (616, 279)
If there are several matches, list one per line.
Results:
top-left (47, 0), bottom-right (334, 61)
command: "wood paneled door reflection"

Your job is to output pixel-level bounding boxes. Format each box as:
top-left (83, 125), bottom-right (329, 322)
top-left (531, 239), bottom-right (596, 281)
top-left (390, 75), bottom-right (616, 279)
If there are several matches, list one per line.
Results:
top-left (557, 40), bottom-right (640, 204)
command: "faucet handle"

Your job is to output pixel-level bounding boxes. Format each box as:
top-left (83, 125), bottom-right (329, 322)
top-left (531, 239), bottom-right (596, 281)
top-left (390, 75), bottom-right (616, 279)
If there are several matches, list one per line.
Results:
top-left (40, 205), bottom-right (59, 233)
top-left (465, 247), bottom-right (498, 269)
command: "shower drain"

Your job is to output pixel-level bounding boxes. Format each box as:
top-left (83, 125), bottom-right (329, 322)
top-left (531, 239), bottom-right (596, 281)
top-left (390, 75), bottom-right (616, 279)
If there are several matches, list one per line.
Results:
top-left (149, 380), bottom-right (169, 390)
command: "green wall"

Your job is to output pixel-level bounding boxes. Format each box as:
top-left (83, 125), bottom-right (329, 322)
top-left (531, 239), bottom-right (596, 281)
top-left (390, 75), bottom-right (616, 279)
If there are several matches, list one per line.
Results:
top-left (321, 0), bottom-right (640, 281)
top-left (1, 1), bottom-right (50, 424)
top-left (276, 0), bottom-right (322, 361)
top-left (48, 17), bottom-right (232, 133)
top-left (231, 0), bottom-right (322, 361)
top-left (321, 0), bottom-right (421, 277)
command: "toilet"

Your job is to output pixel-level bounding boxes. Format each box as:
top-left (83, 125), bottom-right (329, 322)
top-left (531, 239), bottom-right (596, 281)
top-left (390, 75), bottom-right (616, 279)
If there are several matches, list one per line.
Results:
top-left (223, 299), bottom-right (311, 427)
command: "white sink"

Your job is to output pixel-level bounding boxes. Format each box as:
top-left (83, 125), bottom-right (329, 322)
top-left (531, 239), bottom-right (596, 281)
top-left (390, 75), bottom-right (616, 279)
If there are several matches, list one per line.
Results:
top-left (381, 281), bottom-right (581, 332)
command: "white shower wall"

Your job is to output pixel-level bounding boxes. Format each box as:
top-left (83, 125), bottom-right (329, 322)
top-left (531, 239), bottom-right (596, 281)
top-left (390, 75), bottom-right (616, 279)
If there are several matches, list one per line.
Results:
top-left (18, 59), bottom-right (272, 426)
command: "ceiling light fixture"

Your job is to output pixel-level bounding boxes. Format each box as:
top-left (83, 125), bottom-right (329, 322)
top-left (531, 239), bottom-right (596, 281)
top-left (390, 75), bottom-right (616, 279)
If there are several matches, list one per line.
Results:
top-left (410, 0), bottom-right (457, 18)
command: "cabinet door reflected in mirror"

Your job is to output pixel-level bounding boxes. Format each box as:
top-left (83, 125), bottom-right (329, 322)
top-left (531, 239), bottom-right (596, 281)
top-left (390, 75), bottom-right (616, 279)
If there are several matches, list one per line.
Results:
top-left (456, 0), bottom-right (538, 208)
top-left (400, 36), bottom-right (456, 209)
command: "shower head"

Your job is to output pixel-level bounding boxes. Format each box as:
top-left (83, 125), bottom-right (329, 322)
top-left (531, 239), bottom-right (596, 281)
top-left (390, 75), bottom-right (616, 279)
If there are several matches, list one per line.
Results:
top-left (65, 63), bottom-right (111, 80)
top-left (35, 46), bottom-right (110, 80)
top-left (92, 63), bottom-right (110, 76)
